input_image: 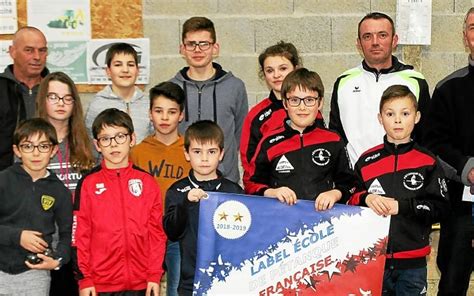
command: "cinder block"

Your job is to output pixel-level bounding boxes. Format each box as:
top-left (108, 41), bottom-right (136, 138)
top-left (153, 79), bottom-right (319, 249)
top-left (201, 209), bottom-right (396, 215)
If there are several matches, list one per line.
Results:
top-left (215, 55), bottom-right (266, 93)
top-left (255, 16), bottom-right (331, 54)
top-left (302, 53), bottom-right (362, 94)
top-left (454, 0), bottom-right (474, 13)
top-left (331, 16), bottom-right (361, 53)
top-left (143, 0), bottom-right (218, 15)
top-left (431, 15), bottom-right (465, 52)
top-left (218, 0), bottom-right (293, 15)
top-left (213, 18), bottom-right (255, 54)
top-left (144, 18), bottom-right (181, 56)
top-left (148, 56), bottom-right (187, 85)
top-left (295, 0), bottom-right (369, 14)
top-left (432, 0), bottom-right (454, 13)
top-left (370, 2), bottom-right (396, 14)
top-left (420, 52), bottom-right (456, 90)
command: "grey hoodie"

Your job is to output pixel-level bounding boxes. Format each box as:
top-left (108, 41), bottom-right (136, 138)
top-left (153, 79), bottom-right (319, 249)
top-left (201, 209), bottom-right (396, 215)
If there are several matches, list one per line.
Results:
top-left (170, 63), bottom-right (248, 183)
top-left (85, 85), bottom-right (153, 143)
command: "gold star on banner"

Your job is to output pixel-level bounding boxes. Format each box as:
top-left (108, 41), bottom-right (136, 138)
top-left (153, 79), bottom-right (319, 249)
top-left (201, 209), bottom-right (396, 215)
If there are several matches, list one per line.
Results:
top-left (219, 212), bottom-right (228, 221)
top-left (234, 213), bottom-right (243, 222)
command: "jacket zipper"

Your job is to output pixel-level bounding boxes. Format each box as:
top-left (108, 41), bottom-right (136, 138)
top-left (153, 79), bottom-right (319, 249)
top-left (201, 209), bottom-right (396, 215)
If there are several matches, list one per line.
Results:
top-left (197, 84), bottom-right (205, 120)
top-left (299, 132), bottom-right (304, 197)
top-left (388, 144), bottom-right (399, 268)
top-left (117, 171), bottom-right (132, 289)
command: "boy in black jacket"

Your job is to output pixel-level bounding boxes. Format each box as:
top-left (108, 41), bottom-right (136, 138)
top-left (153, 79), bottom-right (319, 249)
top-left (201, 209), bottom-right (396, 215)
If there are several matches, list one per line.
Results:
top-left (0, 118), bottom-right (72, 295)
top-left (163, 120), bottom-right (243, 296)
top-left (348, 85), bottom-right (449, 295)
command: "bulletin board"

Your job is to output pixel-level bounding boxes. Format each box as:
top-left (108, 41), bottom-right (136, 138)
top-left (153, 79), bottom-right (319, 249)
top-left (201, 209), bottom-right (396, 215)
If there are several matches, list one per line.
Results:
top-left (0, 0), bottom-right (143, 92)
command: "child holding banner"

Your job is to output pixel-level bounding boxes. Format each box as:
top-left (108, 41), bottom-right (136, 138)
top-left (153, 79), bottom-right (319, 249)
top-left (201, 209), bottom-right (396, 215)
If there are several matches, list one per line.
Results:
top-left (163, 120), bottom-right (243, 296)
top-left (348, 85), bottom-right (449, 295)
top-left (245, 68), bottom-right (354, 210)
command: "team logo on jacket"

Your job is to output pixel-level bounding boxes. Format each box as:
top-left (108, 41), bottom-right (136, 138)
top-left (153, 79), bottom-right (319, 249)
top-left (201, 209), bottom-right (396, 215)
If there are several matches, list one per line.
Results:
top-left (95, 183), bottom-right (106, 195)
top-left (312, 149), bottom-right (331, 166)
top-left (128, 179), bottom-right (143, 197)
top-left (259, 109), bottom-right (272, 121)
top-left (403, 172), bottom-right (424, 191)
top-left (275, 155), bottom-right (294, 173)
top-left (41, 195), bottom-right (55, 211)
top-left (368, 179), bottom-right (386, 194)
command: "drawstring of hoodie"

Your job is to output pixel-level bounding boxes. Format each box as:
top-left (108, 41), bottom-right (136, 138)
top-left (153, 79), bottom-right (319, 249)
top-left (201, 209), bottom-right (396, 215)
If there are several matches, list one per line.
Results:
top-left (182, 81), bottom-right (218, 124)
top-left (212, 82), bottom-right (217, 123)
top-left (183, 81), bottom-right (189, 122)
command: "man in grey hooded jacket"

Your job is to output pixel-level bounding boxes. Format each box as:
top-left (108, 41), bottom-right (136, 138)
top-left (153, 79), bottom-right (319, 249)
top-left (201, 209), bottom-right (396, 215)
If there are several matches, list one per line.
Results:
top-left (170, 17), bottom-right (248, 183)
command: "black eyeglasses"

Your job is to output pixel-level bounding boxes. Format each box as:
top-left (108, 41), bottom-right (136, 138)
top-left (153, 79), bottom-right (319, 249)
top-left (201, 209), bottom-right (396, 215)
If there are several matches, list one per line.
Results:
top-left (286, 96), bottom-right (320, 107)
top-left (18, 142), bottom-right (53, 153)
top-left (183, 41), bottom-right (214, 51)
top-left (46, 93), bottom-right (75, 105)
top-left (97, 133), bottom-right (129, 147)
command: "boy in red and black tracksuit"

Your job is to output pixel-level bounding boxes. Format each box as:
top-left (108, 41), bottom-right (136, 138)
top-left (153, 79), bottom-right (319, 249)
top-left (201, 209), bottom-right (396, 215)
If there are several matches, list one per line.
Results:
top-left (245, 68), bottom-right (354, 210)
top-left (348, 85), bottom-right (449, 295)
top-left (72, 109), bottom-right (166, 295)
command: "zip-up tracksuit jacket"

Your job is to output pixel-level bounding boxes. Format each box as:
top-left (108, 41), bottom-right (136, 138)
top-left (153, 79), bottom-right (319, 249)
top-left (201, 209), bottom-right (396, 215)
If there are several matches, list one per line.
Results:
top-left (329, 56), bottom-right (430, 166)
top-left (240, 91), bottom-right (326, 190)
top-left (170, 62), bottom-right (248, 183)
top-left (348, 137), bottom-right (449, 269)
top-left (163, 170), bottom-right (243, 296)
top-left (72, 161), bottom-right (166, 292)
top-left (0, 163), bottom-right (72, 274)
top-left (245, 120), bottom-right (354, 202)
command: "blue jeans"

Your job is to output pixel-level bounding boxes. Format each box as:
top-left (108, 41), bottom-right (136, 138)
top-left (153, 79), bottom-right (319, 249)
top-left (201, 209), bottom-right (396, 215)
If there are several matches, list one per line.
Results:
top-left (382, 267), bottom-right (427, 296)
top-left (165, 241), bottom-right (180, 296)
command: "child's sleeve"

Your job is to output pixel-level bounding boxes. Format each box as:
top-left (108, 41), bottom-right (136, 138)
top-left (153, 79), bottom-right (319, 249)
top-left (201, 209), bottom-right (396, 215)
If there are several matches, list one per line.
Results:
top-left (71, 178), bottom-right (95, 290)
top-left (163, 185), bottom-right (189, 242)
top-left (0, 182), bottom-right (22, 247)
top-left (147, 182), bottom-right (166, 283)
top-left (332, 141), bottom-right (356, 204)
top-left (398, 161), bottom-right (450, 224)
top-left (244, 139), bottom-right (272, 195)
top-left (347, 160), bottom-right (369, 206)
top-left (234, 80), bottom-right (249, 153)
top-left (54, 188), bottom-right (73, 265)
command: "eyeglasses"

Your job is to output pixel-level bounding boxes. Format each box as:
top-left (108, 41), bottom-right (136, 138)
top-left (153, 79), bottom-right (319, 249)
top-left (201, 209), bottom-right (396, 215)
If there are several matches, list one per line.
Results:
top-left (46, 93), bottom-right (75, 105)
top-left (97, 133), bottom-right (129, 147)
top-left (18, 142), bottom-right (53, 153)
top-left (286, 96), bottom-right (320, 107)
top-left (183, 41), bottom-right (214, 51)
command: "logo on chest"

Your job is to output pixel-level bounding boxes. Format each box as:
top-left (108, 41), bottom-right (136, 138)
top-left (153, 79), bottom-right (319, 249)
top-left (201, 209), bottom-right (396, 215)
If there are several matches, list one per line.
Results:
top-left (368, 179), bottom-right (386, 195)
top-left (95, 183), bottom-right (107, 195)
top-left (312, 149), bottom-right (331, 166)
top-left (275, 155), bottom-right (294, 173)
top-left (128, 179), bottom-right (143, 197)
top-left (403, 172), bottom-right (424, 191)
top-left (41, 195), bottom-right (55, 211)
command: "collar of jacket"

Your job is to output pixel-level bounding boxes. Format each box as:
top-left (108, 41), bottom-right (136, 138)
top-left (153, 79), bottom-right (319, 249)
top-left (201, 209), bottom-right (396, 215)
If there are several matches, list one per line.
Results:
top-left (179, 62), bottom-right (227, 81)
top-left (362, 56), bottom-right (413, 75)
top-left (2, 64), bottom-right (50, 84)
top-left (187, 169), bottom-right (223, 191)
top-left (11, 162), bottom-right (54, 182)
top-left (283, 117), bottom-right (319, 135)
top-left (383, 135), bottom-right (415, 155)
top-left (268, 90), bottom-right (284, 107)
top-left (99, 160), bottom-right (134, 178)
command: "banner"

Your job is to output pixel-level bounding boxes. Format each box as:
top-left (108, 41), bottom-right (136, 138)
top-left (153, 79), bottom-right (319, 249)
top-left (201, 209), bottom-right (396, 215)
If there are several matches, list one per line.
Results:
top-left (195, 192), bottom-right (390, 295)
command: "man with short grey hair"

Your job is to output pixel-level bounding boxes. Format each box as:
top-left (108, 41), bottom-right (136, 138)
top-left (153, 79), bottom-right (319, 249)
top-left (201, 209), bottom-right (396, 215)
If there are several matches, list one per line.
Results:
top-left (423, 7), bottom-right (474, 296)
top-left (0, 26), bottom-right (49, 171)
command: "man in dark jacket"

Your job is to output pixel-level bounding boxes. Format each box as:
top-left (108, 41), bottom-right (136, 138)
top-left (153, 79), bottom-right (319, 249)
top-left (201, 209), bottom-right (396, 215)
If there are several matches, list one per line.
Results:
top-left (423, 8), bottom-right (474, 296)
top-left (0, 26), bottom-right (48, 171)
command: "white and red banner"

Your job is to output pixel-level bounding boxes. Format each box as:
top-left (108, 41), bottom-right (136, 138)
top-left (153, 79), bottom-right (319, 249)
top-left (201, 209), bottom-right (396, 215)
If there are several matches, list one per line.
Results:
top-left (195, 192), bottom-right (390, 295)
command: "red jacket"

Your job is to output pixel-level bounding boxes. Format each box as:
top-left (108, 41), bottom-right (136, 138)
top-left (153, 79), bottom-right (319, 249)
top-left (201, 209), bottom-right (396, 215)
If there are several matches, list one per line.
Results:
top-left (72, 161), bottom-right (166, 292)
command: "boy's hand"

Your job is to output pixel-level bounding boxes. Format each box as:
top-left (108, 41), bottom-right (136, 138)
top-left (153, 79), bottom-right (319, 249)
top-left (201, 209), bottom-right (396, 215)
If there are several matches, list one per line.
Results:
top-left (79, 287), bottom-right (96, 296)
top-left (264, 187), bottom-right (297, 205)
top-left (20, 230), bottom-right (48, 253)
top-left (25, 253), bottom-right (60, 270)
top-left (315, 189), bottom-right (342, 211)
top-left (146, 281), bottom-right (160, 296)
top-left (366, 194), bottom-right (397, 216)
top-left (187, 188), bottom-right (208, 202)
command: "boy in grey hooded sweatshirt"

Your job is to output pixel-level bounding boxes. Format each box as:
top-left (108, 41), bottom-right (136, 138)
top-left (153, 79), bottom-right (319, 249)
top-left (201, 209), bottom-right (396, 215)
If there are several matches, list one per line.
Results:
top-left (170, 17), bottom-right (248, 183)
top-left (85, 43), bottom-right (153, 143)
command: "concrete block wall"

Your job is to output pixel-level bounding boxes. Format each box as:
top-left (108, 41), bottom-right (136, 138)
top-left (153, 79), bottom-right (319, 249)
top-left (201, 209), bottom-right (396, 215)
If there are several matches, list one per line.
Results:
top-left (140, 0), bottom-right (473, 121)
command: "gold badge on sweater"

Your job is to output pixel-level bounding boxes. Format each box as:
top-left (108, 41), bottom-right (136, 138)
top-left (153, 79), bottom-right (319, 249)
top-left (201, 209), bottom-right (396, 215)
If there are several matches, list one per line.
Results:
top-left (41, 195), bottom-right (55, 210)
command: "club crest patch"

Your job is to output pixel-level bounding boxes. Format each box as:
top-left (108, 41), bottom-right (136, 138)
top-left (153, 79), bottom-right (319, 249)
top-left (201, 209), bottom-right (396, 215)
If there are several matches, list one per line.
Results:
top-left (41, 195), bottom-right (55, 211)
top-left (312, 148), bottom-right (331, 166)
top-left (403, 172), bottom-right (424, 191)
top-left (128, 179), bottom-right (143, 197)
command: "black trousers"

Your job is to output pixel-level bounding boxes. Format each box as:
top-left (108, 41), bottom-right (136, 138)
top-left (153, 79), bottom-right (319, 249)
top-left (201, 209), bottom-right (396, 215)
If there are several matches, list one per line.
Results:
top-left (50, 261), bottom-right (79, 296)
top-left (436, 211), bottom-right (474, 296)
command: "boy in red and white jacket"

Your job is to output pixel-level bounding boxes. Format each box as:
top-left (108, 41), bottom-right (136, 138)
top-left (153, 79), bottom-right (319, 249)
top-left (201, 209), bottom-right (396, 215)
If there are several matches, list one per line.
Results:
top-left (72, 108), bottom-right (166, 296)
top-left (348, 85), bottom-right (449, 295)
